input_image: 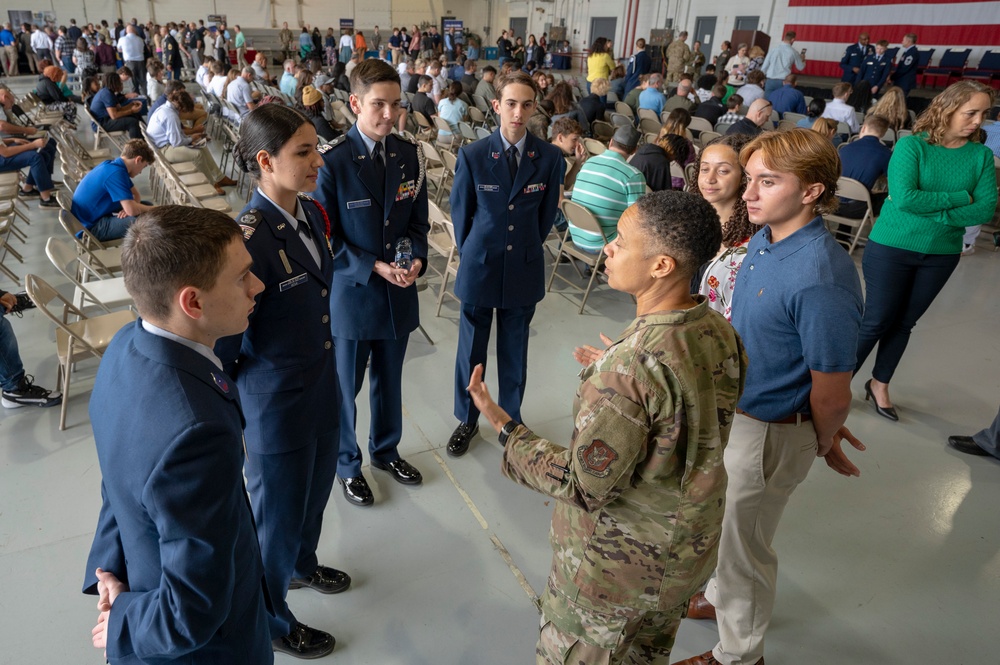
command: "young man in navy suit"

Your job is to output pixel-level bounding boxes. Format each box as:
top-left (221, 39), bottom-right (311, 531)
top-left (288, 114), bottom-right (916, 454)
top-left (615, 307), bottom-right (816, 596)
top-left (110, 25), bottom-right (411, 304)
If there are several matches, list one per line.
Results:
top-left (314, 58), bottom-right (430, 507)
top-left (83, 206), bottom-right (273, 664)
top-left (446, 71), bottom-right (565, 456)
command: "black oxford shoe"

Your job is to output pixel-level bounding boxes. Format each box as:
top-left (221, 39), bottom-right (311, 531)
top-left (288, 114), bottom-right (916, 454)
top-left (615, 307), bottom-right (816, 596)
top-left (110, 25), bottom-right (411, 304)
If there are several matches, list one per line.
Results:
top-left (339, 475), bottom-right (374, 506)
top-left (289, 565), bottom-right (352, 594)
top-left (272, 623), bottom-right (335, 660)
top-left (947, 435), bottom-right (990, 457)
top-left (447, 421), bottom-right (479, 457)
top-left (371, 458), bottom-right (423, 485)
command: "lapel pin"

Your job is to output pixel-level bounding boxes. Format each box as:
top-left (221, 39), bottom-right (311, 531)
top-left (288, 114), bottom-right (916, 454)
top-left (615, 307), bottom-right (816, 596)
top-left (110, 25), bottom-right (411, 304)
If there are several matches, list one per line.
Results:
top-left (527, 151), bottom-right (535, 158)
top-left (491, 151), bottom-right (500, 159)
top-left (276, 222), bottom-right (286, 230)
top-left (358, 154), bottom-right (366, 160)
top-left (389, 152), bottom-right (397, 158)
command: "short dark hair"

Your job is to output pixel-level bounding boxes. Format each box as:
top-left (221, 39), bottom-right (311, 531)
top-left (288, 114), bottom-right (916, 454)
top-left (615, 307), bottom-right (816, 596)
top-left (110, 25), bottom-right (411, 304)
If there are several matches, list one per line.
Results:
top-left (633, 191), bottom-right (722, 273)
top-left (121, 138), bottom-right (154, 162)
top-left (164, 79), bottom-right (185, 95)
top-left (103, 71), bottom-right (123, 92)
top-left (747, 69), bottom-right (766, 85)
top-left (168, 88), bottom-right (194, 113)
top-left (482, 65), bottom-right (497, 75)
top-left (726, 94), bottom-right (743, 110)
top-left (550, 116), bottom-right (583, 138)
top-left (122, 206), bottom-right (242, 320)
top-left (350, 58), bottom-right (400, 97)
top-left (495, 70), bottom-right (538, 99)
top-left (862, 114), bottom-right (890, 137)
top-left (712, 83), bottom-right (728, 98)
top-left (233, 103), bottom-right (311, 178)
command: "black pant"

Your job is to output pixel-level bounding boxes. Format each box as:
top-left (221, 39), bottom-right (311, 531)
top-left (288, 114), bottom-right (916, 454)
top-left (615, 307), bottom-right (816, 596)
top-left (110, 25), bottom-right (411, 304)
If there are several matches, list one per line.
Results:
top-left (126, 59), bottom-right (146, 94)
top-left (101, 116), bottom-right (142, 139)
top-left (855, 240), bottom-right (959, 383)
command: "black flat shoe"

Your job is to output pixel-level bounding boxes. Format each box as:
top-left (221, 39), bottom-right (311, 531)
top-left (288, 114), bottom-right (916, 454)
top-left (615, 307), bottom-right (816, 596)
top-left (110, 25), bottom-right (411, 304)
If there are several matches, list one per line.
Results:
top-left (339, 475), bottom-right (374, 506)
top-left (371, 458), bottom-right (423, 485)
top-left (947, 435), bottom-right (990, 457)
top-left (272, 623), bottom-right (335, 660)
top-left (447, 421), bottom-right (479, 457)
top-left (289, 564), bottom-right (352, 594)
top-left (864, 379), bottom-right (898, 421)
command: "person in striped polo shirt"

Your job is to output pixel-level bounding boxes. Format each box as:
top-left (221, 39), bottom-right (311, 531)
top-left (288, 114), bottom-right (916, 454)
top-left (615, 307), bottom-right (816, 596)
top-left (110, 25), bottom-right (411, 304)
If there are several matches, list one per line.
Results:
top-left (569, 124), bottom-right (647, 252)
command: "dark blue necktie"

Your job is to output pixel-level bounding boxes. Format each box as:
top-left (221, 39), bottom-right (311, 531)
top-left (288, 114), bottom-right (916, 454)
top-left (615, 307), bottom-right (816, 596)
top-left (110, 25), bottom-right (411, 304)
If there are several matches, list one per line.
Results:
top-left (506, 146), bottom-right (518, 181)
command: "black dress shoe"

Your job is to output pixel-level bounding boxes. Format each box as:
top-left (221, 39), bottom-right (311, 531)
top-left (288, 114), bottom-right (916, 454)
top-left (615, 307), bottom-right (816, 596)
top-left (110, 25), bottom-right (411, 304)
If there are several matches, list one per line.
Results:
top-left (371, 458), bottom-right (423, 485)
top-left (447, 421), bottom-right (479, 457)
top-left (289, 565), bottom-right (352, 594)
top-left (947, 435), bottom-right (990, 456)
top-left (272, 622), bottom-right (335, 660)
top-left (339, 475), bottom-right (374, 506)
top-left (864, 379), bottom-right (898, 421)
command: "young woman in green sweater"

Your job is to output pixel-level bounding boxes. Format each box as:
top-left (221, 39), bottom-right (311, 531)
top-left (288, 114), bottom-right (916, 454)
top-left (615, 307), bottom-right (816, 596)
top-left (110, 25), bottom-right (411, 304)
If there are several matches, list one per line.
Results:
top-left (855, 81), bottom-right (997, 421)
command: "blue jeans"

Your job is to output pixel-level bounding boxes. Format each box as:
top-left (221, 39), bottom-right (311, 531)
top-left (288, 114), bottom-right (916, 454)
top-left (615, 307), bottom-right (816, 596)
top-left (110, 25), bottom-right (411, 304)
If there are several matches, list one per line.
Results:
top-left (62, 55), bottom-right (75, 73)
top-left (764, 79), bottom-right (784, 95)
top-left (0, 316), bottom-right (25, 391)
top-left (89, 214), bottom-right (136, 242)
top-left (0, 148), bottom-right (54, 192)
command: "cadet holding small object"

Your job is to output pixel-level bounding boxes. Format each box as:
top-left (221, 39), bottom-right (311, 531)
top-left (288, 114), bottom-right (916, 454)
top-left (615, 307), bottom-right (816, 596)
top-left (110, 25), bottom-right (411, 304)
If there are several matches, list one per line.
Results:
top-left (313, 58), bottom-right (430, 508)
top-left (218, 103), bottom-right (349, 661)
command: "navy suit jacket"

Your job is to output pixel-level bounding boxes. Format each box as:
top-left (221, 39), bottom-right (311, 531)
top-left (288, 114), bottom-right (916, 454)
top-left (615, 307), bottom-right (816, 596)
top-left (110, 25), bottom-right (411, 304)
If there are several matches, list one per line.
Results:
top-left (83, 321), bottom-right (272, 664)
top-left (840, 43), bottom-right (873, 82)
top-left (624, 50), bottom-right (651, 94)
top-left (450, 129), bottom-right (565, 309)
top-left (216, 190), bottom-right (338, 454)
top-left (859, 54), bottom-right (891, 89)
top-left (313, 125), bottom-right (429, 340)
top-left (892, 46), bottom-right (919, 93)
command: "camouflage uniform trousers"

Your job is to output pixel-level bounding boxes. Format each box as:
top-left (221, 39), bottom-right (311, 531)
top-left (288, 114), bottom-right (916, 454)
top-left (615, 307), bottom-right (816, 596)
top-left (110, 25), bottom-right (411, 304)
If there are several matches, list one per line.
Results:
top-left (536, 580), bottom-right (687, 665)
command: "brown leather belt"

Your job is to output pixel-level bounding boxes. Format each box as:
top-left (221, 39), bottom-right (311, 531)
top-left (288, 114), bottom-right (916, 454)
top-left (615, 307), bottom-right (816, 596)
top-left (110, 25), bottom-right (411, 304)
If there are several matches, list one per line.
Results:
top-left (737, 408), bottom-right (812, 425)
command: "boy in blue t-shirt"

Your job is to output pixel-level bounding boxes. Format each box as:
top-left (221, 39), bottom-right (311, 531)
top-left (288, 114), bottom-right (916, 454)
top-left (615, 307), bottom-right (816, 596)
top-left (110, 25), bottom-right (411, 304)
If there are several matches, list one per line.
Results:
top-left (70, 139), bottom-right (155, 241)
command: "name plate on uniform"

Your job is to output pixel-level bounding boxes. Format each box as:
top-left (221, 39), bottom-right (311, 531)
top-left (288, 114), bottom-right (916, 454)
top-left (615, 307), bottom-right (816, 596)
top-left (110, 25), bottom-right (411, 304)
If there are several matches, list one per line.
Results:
top-left (477, 184), bottom-right (500, 192)
top-left (395, 179), bottom-right (417, 201)
top-left (347, 199), bottom-right (371, 209)
top-left (523, 183), bottom-right (547, 194)
top-left (279, 273), bottom-right (308, 292)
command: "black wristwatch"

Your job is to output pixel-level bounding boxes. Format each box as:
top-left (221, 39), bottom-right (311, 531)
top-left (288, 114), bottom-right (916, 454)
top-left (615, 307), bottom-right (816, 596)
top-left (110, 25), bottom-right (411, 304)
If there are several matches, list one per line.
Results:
top-left (498, 420), bottom-right (518, 447)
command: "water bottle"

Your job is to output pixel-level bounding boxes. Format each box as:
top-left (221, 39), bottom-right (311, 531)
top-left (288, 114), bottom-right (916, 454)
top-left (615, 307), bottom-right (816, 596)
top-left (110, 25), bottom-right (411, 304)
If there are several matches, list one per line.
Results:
top-left (395, 237), bottom-right (412, 271)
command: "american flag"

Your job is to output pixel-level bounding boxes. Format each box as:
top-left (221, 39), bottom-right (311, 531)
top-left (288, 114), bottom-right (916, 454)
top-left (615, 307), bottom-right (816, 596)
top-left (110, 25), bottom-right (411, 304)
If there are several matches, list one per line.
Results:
top-left (784, 0), bottom-right (999, 79)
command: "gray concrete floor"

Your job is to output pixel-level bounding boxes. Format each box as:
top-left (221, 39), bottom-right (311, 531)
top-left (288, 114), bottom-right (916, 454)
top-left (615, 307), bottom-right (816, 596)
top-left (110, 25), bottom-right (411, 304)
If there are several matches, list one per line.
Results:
top-left (0, 74), bottom-right (997, 664)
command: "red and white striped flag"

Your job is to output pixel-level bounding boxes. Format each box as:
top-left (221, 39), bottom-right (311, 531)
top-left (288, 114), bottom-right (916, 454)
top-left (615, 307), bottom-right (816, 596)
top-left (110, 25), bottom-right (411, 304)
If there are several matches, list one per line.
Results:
top-left (784, 0), bottom-right (999, 79)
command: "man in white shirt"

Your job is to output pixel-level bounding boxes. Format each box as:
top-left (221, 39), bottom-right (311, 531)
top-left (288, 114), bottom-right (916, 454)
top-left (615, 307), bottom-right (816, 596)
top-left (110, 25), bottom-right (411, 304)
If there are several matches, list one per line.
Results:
top-left (118, 25), bottom-right (147, 95)
top-left (821, 82), bottom-right (859, 134)
top-left (30, 25), bottom-right (53, 62)
top-left (226, 66), bottom-right (257, 117)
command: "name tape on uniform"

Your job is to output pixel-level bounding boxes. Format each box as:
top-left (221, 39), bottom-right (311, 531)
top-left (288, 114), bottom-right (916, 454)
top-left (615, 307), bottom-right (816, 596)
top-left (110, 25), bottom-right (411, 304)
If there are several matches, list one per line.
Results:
top-left (477, 184), bottom-right (500, 192)
top-left (279, 273), bottom-right (308, 292)
top-left (347, 199), bottom-right (372, 209)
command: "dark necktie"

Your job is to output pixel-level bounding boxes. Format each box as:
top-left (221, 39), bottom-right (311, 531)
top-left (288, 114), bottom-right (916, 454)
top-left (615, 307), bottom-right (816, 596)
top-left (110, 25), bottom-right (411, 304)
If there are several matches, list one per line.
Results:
top-left (506, 145), bottom-right (518, 181)
top-left (372, 141), bottom-right (386, 188)
top-left (297, 217), bottom-right (321, 267)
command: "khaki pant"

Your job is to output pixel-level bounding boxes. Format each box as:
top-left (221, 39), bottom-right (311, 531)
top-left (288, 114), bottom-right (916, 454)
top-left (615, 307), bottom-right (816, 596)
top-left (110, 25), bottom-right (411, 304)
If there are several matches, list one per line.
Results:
top-left (703, 414), bottom-right (818, 664)
top-left (536, 585), bottom-right (686, 665)
top-left (162, 144), bottom-right (223, 184)
top-left (1, 45), bottom-right (17, 76)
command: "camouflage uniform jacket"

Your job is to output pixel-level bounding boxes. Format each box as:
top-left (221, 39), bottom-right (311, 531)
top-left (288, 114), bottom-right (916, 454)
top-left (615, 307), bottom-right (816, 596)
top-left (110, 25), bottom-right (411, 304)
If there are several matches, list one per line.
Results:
top-left (666, 40), bottom-right (693, 74)
top-left (502, 298), bottom-right (746, 614)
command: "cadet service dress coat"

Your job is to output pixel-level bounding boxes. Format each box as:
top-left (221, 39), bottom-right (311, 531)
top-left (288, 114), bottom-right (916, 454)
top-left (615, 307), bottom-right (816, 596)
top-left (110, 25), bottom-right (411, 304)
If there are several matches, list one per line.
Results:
top-left (313, 124), bottom-right (429, 478)
top-left (450, 128), bottom-right (565, 425)
top-left (216, 189), bottom-right (339, 640)
top-left (84, 321), bottom-right (272, 664)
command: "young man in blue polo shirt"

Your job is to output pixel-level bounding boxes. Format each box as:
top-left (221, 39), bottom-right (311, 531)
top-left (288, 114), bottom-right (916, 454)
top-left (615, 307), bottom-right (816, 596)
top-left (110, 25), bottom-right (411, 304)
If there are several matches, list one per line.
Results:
top-left (675, 129), bottom-right (866, 665)
top-left (70, 138), bottom-right (155, 242)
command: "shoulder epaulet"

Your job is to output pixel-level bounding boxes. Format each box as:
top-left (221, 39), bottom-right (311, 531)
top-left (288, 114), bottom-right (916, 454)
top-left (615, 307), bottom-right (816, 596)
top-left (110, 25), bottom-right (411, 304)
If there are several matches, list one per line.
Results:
top-left (318, 135), bottom-right (346, 154)
top-left (296, 193), bottom-right (314, 202)
top-left (237, 208), bottom-right (262, 241)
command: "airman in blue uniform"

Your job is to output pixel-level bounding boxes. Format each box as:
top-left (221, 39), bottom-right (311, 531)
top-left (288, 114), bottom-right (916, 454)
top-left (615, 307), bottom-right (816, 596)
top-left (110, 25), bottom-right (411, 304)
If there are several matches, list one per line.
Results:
top-left (313, 59), bottom-right (430, 508)
top-left (839, 33), bottom-right (873, 84)
top-left (890, 34), bottom-right (920, 97)
top-left (446, 71), bottom-right (565, 457)
top-left (858, 40), bottom-right (892, 96)
top-left (82, 206), bottom-right (273, 664)
top-left (218, 104), bottom-right (348, 661)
